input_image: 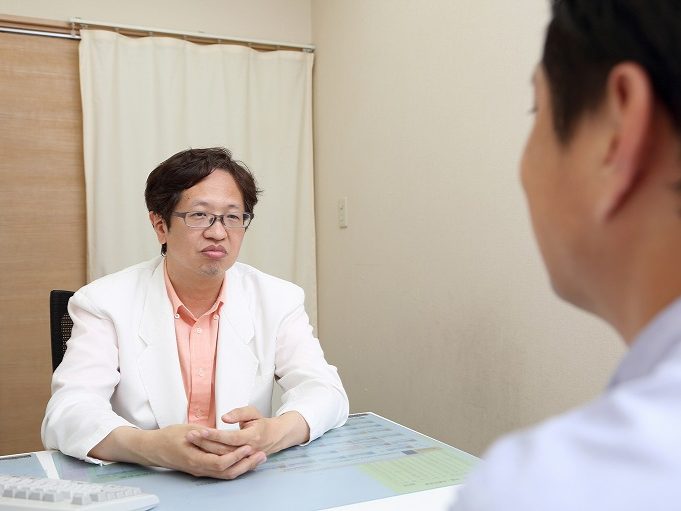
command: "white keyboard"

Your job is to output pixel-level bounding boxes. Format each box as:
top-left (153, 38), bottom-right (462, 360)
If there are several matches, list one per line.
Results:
top-left (0, 475), bottom-right (158, 510)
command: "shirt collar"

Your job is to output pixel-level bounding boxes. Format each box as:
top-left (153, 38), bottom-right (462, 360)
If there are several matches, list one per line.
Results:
top-left (609, 296), bottom-right (681, 388)
top-left (163, 260), bottom-right (227, 320)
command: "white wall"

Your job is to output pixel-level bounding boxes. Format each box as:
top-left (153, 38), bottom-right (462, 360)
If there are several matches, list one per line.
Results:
top-left (312, 0), bottom-right (626, 456)
top-left (0, 0), bottom-right (311, 44)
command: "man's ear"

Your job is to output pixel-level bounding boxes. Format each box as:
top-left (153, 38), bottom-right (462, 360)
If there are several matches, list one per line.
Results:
top-left (598, 62), bottom-right (654, 220)
top-left (149, 212), bottom-right (168, 244)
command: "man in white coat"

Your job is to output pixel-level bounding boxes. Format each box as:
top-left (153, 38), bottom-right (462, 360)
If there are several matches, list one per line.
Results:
top-left (42, 147), bottom-right (349, 479)
top-left (452, 0), bottom-right (681, 509)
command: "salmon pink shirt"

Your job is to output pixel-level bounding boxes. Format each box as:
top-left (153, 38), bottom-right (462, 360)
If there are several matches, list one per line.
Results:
top-left (163, 262), bottom-right (226, 427)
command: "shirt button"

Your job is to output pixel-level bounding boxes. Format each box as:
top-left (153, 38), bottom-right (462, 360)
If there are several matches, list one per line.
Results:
top-left (213, 314), bottom-right (219, 320)
top-left (174, 313), bottom-right (180, 319)
top-left (198, 368), bottom-right (204, 377)
top-left (196, 327), bottom-right (202, 334)
top-left (194, 409), bottom-right (201, 418)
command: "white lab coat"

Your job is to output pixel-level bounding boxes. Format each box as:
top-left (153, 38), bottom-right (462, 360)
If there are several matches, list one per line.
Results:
top-left (42, 257), bottom-right (349, 463)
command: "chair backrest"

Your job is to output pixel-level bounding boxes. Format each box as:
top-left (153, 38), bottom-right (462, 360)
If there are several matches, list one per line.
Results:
top-left (49, 290), bottom-right (75, 371)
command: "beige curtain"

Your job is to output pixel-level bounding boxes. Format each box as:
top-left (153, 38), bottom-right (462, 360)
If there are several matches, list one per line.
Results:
top-left (79, 30), bottom-right (317, 322)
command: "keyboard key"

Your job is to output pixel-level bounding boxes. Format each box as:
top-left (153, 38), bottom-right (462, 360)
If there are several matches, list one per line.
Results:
top-left (28, 489), bottom-right (42, 500)
top-left (72, 492), bottom-right (91, 505)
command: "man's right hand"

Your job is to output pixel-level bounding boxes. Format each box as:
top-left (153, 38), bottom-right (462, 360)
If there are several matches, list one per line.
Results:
top-left (88, 424), bottom-right (267, 479)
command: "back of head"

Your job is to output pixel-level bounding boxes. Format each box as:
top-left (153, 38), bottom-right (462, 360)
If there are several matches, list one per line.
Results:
top-left (543, 0), bottom-right (681, 142)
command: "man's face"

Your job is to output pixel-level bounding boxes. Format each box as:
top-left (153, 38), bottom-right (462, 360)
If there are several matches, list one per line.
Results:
top-left (153, 169), bottom-right (246, 283)
top-left (520, 66), bottom-right (603, 308)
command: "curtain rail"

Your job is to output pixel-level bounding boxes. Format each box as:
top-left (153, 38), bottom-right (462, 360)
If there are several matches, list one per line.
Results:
top-left (70, 17), bottom-right (314, 52)
top-left (0, 26), bottom-right (79, 40)
top-left (0, 14), bottom-right (314, 52)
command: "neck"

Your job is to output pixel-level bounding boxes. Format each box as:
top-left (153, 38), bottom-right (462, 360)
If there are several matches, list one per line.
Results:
top-left (165, 259), bottom-right (224, 317)
top-left (591, 226), bottom-right (681, 345)
top-left (602, 270), bottom-right (681, 345)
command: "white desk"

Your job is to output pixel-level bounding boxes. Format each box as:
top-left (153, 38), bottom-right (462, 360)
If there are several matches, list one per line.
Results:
top-left (1, 413), bottom-right (473, 510)
top-left (328, 486), bottom-right (459, 510)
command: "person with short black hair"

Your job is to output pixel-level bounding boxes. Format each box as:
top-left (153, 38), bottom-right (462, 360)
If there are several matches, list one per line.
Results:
top-left (452, 1), bottom-right (681, 509)
top-left (42, 147), bottom-right (349, 479)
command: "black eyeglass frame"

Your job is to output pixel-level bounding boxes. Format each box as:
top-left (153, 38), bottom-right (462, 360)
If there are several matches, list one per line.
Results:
top-left (171, 211), bottom-right (254, 229)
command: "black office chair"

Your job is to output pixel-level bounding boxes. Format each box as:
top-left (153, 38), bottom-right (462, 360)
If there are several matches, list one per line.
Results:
top-left (49, 290), bottom-right (75, 371)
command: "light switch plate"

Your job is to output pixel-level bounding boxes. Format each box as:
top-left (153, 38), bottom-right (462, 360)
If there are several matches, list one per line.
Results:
top-left (338, 197), bottom-right (348, 228)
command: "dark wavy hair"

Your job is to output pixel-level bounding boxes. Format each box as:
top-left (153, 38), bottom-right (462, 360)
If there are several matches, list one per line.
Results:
top-left (145, 147), bottom-right (261, 255)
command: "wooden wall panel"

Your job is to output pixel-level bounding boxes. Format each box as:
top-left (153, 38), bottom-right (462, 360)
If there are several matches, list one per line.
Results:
top-left (0, 31), bottom-right (86, 455)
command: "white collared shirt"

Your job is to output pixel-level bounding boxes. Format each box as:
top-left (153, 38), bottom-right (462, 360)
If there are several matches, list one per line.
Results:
top-left (451, 297), bottom-right (681, 510)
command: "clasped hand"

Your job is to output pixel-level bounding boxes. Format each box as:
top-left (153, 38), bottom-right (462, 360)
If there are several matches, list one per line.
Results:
top-left (180, 406), bottom-right (309, 479)
top-left (94, 407), bottom-right (309, 480)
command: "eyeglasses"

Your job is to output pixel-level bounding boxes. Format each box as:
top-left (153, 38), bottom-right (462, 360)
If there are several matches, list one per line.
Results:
top-left (172, 211), bottom-right (253, 229)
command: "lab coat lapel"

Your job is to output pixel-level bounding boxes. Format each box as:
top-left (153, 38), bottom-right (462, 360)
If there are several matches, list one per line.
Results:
top-left (215, 266), bottom-right (258, 430)
top-left (137, 259), bottom-right (188, 428)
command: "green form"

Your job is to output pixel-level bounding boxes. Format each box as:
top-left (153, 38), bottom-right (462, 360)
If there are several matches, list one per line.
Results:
top-left (360, 446), bottom-right (476, 493)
